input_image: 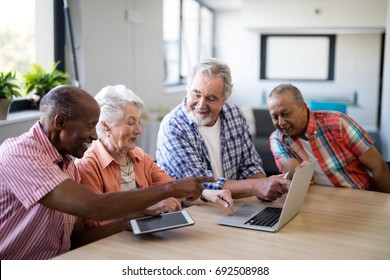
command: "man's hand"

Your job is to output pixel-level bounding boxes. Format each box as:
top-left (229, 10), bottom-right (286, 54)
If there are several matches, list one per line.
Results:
top-left (171, 176), bottom-right (216, 201)
top-left (253, 174), bottom-right (291, 202)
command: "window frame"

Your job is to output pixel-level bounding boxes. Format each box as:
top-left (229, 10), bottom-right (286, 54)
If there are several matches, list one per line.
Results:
top-left (163, 0), bottom-right (215, 87)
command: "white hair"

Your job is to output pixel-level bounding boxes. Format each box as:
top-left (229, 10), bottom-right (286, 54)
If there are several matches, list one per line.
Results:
top-left (94, 84), bottom-right (145, 139)
top-left (186, 58), bottom-right (233, 99)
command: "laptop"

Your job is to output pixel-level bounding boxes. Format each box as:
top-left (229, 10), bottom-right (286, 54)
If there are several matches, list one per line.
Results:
top-left (217, 160), bottom-right (317, 232)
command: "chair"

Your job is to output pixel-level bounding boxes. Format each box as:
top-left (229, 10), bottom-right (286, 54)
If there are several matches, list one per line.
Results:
top-left (308, 100), bottom-right (347, 114)
top-left (252, 108), bottom-right (280, 176)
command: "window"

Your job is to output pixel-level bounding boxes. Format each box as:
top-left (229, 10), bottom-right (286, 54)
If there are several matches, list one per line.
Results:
top-left (163, 0), bottom-right (215, 86)
top-left (0, 0), bottom-right (36, 78)
top-left (0, 0), bottom-right (67, 112)
top-left (260, 34), bottom-right (336, 81)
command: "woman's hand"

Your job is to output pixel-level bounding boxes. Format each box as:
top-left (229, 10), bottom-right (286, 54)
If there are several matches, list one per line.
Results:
top-left (141, 197), bottom-right (182, 216)
top-left (202, 189), bottom-right (234, 212)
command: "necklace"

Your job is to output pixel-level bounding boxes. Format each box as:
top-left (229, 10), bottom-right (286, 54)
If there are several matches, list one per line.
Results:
top-left (120, 157), bottom-right (136, 191)
top-left (119, 157), bottom-right (132, 176)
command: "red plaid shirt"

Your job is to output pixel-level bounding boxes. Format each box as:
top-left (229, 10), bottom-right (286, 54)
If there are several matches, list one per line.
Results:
top-left (270, 110), bottom-right (375, 190)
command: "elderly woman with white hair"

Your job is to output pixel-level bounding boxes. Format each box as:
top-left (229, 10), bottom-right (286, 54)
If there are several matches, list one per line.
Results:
top-left (76, 85), bottom-right (233, 230)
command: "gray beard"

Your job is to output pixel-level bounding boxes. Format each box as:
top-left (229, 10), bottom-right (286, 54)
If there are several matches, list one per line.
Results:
top-left (188, 111), bottom-right (212, 126)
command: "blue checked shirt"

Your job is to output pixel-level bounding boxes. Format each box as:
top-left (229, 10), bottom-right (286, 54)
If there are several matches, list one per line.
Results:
top-left (156, 100), bottom-right (265, 189)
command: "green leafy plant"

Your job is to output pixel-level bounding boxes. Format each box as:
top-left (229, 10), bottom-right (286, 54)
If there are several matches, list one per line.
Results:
top-left (0, 71), bottom-right (22, 102)
top-left (23, 61), bottom-right (69, 97)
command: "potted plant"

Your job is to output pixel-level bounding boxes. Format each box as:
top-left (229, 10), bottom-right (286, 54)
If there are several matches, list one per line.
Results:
top-left (0, 71), bottom-right (22, 120)
top-left (23, 61), bottom-right (70, 108)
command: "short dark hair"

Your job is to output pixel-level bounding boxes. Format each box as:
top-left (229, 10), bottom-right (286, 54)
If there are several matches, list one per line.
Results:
top-left (268, 84), bottom-right (305, 104)
top-left (40, 85), bottom-right (81, 119)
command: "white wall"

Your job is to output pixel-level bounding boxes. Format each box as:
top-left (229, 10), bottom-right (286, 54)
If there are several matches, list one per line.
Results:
top-left (70, 0), bottom-right (138, 95)
top-left (380, 1), bottom-right (390, 160)
top-left (0, 111), bottom-right (40, 144)
top-left (242, 0), bottom-right (387, 30)
top-left (69, 0), bottom-right (184, 111)
top-left (215, 0), bottom-right (385, 131)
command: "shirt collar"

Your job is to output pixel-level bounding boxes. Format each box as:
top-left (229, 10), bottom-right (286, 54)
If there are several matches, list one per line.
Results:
top-left (304, 109), bottom-right (318, 138)
top-left (93, 139), bottom-right (141, 168)
top-left (182, 98), bottom-right (194, 126)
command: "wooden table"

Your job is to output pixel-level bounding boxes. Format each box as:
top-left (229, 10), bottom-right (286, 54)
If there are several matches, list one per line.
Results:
top-left (54, 186), bottom-right (390, 260)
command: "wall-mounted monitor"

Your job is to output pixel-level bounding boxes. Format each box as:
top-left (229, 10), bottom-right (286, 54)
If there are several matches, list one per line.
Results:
top-left (260, 34), bottom-right (335, 81)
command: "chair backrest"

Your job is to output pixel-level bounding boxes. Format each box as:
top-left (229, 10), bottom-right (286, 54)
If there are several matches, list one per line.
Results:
top-left (253, 109), bottom-right (275, 137)
top-left (308, 101), bottom-right (347, 114)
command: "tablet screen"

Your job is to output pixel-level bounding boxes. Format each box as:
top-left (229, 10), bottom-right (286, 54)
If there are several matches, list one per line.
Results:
top-left (130, 210), bottom-right (194, 235)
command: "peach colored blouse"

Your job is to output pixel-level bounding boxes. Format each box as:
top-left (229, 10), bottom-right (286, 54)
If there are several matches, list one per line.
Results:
top-left (76, 140), bottom-right (175, 227)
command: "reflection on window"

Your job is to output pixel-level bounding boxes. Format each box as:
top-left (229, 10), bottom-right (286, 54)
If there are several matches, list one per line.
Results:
top-left (163, 0), bottom-right (214, 86)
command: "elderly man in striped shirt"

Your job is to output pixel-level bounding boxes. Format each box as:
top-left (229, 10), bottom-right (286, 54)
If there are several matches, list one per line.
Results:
top-left (0, 85), bottom-right (212, 259)
top-left (267, 83), bottom-right (390, 193)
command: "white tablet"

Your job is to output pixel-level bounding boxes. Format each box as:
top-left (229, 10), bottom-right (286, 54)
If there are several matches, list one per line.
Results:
top-left (130, 210), bottom-right (195, 235)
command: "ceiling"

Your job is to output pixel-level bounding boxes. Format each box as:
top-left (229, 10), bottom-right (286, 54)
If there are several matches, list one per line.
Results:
top-left (200, 0), bottom-right (242, 11)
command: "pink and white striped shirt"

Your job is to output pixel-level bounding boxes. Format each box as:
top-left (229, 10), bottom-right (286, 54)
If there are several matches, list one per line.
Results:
top-left (0, 121), bottom-right (79, 259)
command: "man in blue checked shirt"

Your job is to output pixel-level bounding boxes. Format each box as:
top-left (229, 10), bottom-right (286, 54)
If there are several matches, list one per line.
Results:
top-left (156, 58), bottom-right (290, 202)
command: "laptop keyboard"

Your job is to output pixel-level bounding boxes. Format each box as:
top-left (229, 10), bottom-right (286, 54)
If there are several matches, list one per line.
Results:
top-left (245, 207), bottom-right (282, 227)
